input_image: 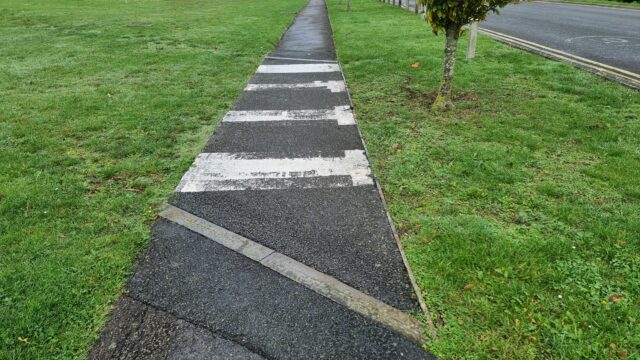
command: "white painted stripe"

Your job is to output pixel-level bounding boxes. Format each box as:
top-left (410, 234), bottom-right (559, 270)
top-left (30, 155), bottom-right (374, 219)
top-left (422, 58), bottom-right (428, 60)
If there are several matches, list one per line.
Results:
top-left (223, 106), bottom-right (355, 125)
top-left (256, 64), bottom-right (341, 73)
top-left (176, 150), bottom-right (373, 192)
top-left (245, 81), bottom-right (346, 93)
top-left (159, 204), bottom-right (426, 345)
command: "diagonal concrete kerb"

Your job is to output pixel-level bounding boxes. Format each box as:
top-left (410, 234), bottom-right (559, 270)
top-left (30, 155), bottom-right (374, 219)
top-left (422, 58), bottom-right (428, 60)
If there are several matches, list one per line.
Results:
top-left (90, 0), bottom-right (437, 358)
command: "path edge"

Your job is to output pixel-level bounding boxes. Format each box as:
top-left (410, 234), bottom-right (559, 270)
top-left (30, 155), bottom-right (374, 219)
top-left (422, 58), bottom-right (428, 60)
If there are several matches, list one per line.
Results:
top-left (324, 0), bottom-right (439, 340)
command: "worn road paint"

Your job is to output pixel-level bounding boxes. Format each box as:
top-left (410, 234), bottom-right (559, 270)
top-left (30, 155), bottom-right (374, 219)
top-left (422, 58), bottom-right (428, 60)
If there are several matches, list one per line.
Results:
top-left (222, 106), bottom-right (355, 125)
top-left (256, 64), bottom-right (341, 73)
top-left (176, 150), bottom-right (373, 192)
top-left (159, 204), bottom-right (426, 345)
top-left (245, 81), bottom-right (346, 93)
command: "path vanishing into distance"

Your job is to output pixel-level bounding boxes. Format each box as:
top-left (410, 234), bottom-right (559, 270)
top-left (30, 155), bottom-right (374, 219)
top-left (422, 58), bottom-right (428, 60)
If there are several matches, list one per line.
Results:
top-left (90, 0), bottom-right (435, 358)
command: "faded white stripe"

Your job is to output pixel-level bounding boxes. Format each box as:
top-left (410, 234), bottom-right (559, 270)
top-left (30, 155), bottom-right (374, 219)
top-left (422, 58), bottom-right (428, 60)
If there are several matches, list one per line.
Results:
top-left (256, 64), bottom-right (341, 73)
top-left (159, 204), bottom-right (425, 345)
top-left (245, 81), bottom-right (346, 93)
top-left (223, 106), bottom-right (355, 125)
top-left (176, 150), bottom-right (373, 192)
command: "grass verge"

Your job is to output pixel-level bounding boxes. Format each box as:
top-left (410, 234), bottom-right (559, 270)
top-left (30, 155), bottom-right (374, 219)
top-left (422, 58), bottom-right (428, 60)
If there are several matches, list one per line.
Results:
top-left (0, 0), bottom-right (306, 357)
top-left (327, 0), bottom-right (640, 358)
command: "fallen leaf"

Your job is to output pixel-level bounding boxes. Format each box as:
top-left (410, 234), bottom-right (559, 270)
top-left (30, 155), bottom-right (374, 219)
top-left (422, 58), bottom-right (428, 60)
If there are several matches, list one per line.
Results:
top-left (609, 294), bottom-right (624, 303)
top-left (17, 337), bottom-right (28, 344)
top-left (463, 283), bottom-right (474, 290)
top-left (410, 62), bottom-right (420, 68)
top-left (532, 295), bottom-right (540, 301)
top-left (392, 143), bottom-right (403, 151)
top-left (618, 352), bottom-right (628, 359)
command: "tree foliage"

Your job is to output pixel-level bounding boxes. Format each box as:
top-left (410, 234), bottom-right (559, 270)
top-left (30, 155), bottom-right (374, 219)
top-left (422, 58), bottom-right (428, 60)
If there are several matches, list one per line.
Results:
top-left (417, 0), bottom-right (518, 111)
top-left (419, 0), bottom-right (515, 34)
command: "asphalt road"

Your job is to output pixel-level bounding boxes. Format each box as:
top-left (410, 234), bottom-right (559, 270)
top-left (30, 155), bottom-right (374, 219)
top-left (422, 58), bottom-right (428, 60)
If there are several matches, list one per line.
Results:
top-left (482, 2), bottom-right (640, 75)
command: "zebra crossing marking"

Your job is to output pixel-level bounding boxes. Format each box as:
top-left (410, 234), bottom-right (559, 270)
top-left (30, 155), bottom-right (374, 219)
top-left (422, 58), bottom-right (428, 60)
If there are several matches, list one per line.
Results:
top-left (176, 150), bottom-right (373, 192)
top-left (222, 106), bottom-right (355, 125)
top-left (245, 81), bottom-right (346, 93)
top-left (256, 63), bottom-right (341, 73)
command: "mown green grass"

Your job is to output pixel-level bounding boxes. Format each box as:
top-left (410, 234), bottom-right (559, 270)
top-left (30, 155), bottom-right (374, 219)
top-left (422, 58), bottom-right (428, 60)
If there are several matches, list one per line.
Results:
top-left (327, 0), bottom-right (640, 358)
top-left (0, 0), bottom-right (306, 357)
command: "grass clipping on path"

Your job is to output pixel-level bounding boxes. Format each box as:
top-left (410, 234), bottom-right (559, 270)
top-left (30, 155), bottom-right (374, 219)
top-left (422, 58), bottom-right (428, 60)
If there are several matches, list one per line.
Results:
top-left (0, 0), bottom-right (306, 357)
top-left (327, 0), bottom-right (640, 358)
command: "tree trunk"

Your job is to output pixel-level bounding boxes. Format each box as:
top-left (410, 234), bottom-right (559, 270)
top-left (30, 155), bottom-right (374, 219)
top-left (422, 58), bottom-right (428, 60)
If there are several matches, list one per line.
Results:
top-left (432, 25), bottom-right (461, 112)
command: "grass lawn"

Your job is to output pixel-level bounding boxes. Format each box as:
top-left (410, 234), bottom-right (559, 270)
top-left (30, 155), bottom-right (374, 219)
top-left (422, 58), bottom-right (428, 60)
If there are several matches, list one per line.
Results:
top-left (0, 0), bottom-right (306, 357)
top-left (327, 0), bottom-right (640, 358)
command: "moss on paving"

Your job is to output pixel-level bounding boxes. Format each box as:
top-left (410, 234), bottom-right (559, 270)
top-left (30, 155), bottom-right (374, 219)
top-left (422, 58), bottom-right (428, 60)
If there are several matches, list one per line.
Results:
top-left (327, 0), bottom-right (640, 358)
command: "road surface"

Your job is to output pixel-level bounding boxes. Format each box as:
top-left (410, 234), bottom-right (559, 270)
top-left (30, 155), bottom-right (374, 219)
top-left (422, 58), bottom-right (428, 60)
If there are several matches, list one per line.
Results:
top-left (482, 2), bottom-right (640, 75)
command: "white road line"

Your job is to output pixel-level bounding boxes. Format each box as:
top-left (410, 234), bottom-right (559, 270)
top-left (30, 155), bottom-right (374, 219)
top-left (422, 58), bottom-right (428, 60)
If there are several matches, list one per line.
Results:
top-left (159, 204), bottom-right (425, 345)
top-left (222, 106), bottom-right (355, 125)
top-left (175, 150), bottom-right (373, 192)
top-left (256, 64), bottom-right (341, 73)
top-left (245, 81), bottom-right (346, 93)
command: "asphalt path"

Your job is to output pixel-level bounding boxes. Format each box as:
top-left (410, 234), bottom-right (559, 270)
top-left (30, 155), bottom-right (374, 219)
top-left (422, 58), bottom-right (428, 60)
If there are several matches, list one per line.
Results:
top-left (91, 0), bottom-right (435, 358)
top-left (482, 2), bottom-right (640, 75)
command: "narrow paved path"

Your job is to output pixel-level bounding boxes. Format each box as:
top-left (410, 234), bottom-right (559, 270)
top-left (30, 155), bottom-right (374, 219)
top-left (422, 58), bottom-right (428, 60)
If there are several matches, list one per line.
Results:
top-left (91, 0), bottom-right (435, 358)
top-left (483, 2), bottom-right (640, 75)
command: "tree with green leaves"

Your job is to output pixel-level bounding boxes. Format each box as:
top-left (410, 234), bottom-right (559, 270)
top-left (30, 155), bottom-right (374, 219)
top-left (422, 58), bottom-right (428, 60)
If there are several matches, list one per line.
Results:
top-left (418, 0), bottom-right (518, 111)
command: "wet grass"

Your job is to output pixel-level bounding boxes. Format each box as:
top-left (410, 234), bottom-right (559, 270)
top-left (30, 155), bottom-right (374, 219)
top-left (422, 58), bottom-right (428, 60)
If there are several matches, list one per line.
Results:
top-left (327, 0), bottom-right (640, 358)
top-left (0, 0), bottom-right (306, 357)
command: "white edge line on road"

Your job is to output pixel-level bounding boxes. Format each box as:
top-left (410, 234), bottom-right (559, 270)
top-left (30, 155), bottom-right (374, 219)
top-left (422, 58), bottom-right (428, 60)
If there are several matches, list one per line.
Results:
top-left (245, 81), bottom-right (346, 93)
top-left (534, 0), bottom-right (640, 11)
top-left (222, 106), bottom-right (356, 125)
top-left (256, 63), bottom-right (341, 73)
top-left (159, 204), bottom-right (426, 345)
top-left (479, 28), bottom-right (640, 88)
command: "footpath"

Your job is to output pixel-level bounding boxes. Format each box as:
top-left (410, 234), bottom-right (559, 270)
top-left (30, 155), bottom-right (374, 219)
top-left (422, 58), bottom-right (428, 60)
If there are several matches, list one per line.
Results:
top-left (90, 0), bottom-right (436, 358)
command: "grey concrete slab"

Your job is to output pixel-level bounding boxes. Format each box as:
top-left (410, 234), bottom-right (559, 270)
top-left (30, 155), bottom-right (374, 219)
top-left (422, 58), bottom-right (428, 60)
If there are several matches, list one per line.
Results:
top-left (203, 122), bottom-right (363, 155)
top-left (126, 220), bottom-right (433, 360)
top-left (90, 296), bottom-right (265, 360)
top-left (482, 2), bottom-right (640, 74)
top-left (174, 186), bottom-right (419, 311)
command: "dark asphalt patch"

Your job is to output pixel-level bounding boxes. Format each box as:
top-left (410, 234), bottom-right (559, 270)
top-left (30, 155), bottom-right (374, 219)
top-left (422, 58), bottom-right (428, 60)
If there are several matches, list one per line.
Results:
top-left (90, 296), bottom-right (265, 360)
top-left (203, 122), bottom-right (363, 154)
top-left (250, 71), bottom-right (344, 84)
top-left (234, 88), bottom-right (350, 110)
top-left (126, 220), bottom-right (433, 360)
top-left (174, 186), bottom-right (419, 310)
